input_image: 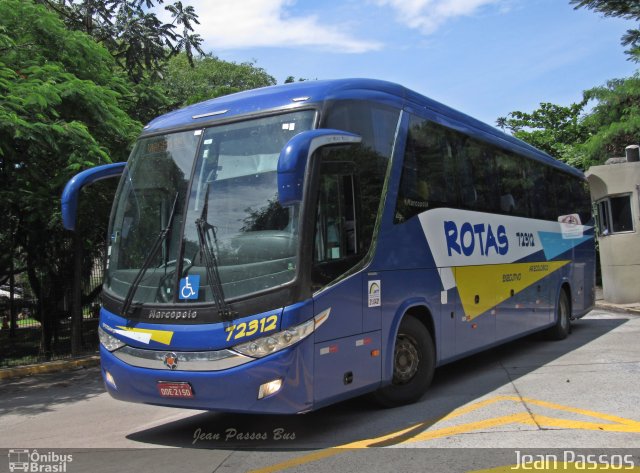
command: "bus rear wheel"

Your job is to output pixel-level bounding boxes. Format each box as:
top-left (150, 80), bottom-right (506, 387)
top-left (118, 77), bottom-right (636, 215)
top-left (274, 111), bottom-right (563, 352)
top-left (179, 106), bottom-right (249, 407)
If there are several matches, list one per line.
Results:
top-left (374, 316), bottom-right (435, 407)
top-left (546, 289), bottom-right (571, 340)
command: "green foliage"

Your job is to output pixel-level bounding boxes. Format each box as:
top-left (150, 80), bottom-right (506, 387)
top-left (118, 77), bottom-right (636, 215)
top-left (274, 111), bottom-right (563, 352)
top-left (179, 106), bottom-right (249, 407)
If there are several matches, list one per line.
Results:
top-left (497, 101), bottom-right (590, 168)
top-left (581, 74), bottom-right (640, 162)
top-left (0, 0), bottom-right (289, 360)
top-left (0, 0), bottom-right (141, 352)
top-left (123, 76), bottom-right (173, 125)
top-left (37, 0), bottom-right (205, 83)
top-left (284, 76), bottom-right (309, 83)
top-left (160, 53), bottom-right (277, 107)
top-left (497, 73), bottom-right (640, 169)
top-left (570, 0), bottom-right (640, 60)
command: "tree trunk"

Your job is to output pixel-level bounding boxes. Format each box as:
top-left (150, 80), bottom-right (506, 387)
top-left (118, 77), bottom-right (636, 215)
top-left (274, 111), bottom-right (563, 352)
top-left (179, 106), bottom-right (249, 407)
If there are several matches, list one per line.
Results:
top-left (28, 264), bottom-right (52, 360)
top-left (9, 259), bottom-right (17, 337)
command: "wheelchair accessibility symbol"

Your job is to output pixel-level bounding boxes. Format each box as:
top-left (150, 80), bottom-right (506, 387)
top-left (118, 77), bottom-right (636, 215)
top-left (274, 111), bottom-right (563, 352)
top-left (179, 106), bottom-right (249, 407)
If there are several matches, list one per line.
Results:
top-left (179, 275), bottom-right (200, 300)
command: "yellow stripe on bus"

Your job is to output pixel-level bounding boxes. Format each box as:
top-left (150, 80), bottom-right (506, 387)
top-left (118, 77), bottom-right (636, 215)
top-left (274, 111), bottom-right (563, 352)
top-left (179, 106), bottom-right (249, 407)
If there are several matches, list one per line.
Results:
top-left (115, 326), bottom-right (174, 345)
top-left (454, 261), bottom-right (570, 320)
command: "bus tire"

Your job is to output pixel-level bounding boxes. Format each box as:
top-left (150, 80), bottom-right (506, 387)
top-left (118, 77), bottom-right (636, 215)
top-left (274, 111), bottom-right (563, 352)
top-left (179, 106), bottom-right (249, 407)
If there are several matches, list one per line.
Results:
top-left (546, 289), bottom-right (571, 340)
top-left (374, 316), bottom-right (435, 407)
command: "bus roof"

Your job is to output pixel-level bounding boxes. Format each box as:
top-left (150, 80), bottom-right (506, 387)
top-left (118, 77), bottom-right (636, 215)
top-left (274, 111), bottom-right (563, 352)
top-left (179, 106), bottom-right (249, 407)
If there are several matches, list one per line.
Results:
top-left (143, 78), bottom-right (584, 179)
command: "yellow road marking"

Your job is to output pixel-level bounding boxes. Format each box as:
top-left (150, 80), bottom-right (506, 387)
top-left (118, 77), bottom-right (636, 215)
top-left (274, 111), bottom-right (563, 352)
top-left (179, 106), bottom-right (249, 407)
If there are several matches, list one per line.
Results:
top-left (249, 449), bottom-right (346, 473)
top-left (247, 395), bottom-right (640, 473)
top-left (398, 412), bottom-right (534, 444)
top-left (519, 396), bottom-right (640, 427)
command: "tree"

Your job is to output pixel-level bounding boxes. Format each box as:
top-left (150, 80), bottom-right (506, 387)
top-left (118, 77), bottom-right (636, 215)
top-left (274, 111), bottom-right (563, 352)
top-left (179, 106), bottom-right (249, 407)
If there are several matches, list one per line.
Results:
top-left (37, 0), bottom-right (205, 83)
top-left (0, 0), bottom-right (140, 356)
top-left (580, 73), bottom-right (640, 162)
top-left (497, 101), bottom-right (590, 168)
top-left (160, 53), bottom-right (276, 108)
top-left (497, 73), bottom-right (640, 169)
top-left (284, 76), bottom-right (308, 83)
top-left (570, 0), bottom-right (640, 60)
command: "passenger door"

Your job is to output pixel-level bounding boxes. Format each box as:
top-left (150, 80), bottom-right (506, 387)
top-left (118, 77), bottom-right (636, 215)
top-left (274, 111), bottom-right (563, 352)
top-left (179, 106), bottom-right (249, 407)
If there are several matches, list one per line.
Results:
top-left (311, 158), bottom-right (382, 404)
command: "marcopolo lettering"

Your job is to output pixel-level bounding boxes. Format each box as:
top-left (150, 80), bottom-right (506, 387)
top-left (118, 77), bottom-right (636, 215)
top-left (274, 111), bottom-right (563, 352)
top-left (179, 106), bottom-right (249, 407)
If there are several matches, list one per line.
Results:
top-left (148, 309), bottom-right (197, 319)
top-left (444, 220), bottom-right (508, 257)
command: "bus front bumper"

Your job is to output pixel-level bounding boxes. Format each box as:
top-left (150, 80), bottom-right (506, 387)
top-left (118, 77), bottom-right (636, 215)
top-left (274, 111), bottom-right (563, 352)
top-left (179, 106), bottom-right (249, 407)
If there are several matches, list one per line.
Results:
top-left (99, 335), bottom-right (315, 414)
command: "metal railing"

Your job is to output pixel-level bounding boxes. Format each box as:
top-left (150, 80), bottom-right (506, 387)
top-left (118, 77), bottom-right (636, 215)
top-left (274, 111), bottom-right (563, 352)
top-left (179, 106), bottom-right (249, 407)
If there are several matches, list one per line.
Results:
top-left (0, 270), bottom-right (103, 368)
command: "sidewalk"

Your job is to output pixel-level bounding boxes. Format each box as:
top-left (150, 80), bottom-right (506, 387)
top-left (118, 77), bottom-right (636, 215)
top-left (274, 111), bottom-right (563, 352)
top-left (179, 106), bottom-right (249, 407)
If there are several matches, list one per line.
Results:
top-left (0, 354), bottom-right (99, 381)
top-left (594, 286), bottom-right (640, 315)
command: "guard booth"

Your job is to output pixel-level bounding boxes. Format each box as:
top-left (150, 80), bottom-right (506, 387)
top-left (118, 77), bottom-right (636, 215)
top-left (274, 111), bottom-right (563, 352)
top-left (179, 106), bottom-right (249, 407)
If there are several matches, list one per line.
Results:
top-left (586, 145), bottom-right (640, 304)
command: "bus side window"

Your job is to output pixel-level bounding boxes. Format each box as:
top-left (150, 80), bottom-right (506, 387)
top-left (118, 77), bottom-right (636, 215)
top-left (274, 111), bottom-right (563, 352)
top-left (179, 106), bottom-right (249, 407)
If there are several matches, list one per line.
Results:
top-left (528, 160), bottom-right (555, 220)
top-left (452, 136), bottom-right (476, 209)
top-left (457, 138), bottom-right (499, 213)
top-left (395, 116), bottom-right (457, 223)
top-left (496, 151), bottom-right (532, 217)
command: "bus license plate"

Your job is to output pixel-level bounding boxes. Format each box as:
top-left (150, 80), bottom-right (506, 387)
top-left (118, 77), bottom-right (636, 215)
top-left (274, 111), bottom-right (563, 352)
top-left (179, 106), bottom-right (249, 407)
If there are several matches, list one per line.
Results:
top-left (157, 382), bottom-right (194, 398)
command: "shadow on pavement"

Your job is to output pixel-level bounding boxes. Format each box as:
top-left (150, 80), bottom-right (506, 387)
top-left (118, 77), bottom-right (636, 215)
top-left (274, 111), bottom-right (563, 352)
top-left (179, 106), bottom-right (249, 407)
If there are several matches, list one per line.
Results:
top-left (125, 315), bottom-right (630, 450)
top-left (0, 367), bottom-right (105, 416)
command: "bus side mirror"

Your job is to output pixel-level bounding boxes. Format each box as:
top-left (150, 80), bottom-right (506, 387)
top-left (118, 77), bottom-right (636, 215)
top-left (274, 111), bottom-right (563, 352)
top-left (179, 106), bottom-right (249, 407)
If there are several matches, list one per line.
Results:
top-left (277, 129), bottom-right (361, 205)
top-left (61, 162), bottom-right (126, 231)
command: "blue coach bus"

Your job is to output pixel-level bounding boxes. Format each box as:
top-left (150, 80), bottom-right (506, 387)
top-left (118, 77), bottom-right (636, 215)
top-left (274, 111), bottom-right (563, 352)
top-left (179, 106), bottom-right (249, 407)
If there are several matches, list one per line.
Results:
top-left (62, 79), bottom-right (595, 413)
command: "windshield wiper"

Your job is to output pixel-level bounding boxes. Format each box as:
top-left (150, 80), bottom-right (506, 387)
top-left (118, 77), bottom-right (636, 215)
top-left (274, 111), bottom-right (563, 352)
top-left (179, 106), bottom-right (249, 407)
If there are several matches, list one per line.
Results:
top-left (121, 193), bottom-right (179, 317)
top-left (195, 184), bottom-right (235, 321)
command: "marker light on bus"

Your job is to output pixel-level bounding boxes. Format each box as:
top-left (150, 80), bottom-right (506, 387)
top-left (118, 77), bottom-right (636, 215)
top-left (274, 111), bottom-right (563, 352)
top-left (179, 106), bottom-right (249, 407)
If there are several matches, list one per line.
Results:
top-left (98, 326), bottom-right (126, 352)
top-left (233, 309), bottom-right (330, 358)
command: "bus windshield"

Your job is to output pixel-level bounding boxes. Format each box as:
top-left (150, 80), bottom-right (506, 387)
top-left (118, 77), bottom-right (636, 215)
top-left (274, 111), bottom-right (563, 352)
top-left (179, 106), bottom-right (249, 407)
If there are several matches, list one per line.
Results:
top-left (105, 110), bottom-right (316, 306)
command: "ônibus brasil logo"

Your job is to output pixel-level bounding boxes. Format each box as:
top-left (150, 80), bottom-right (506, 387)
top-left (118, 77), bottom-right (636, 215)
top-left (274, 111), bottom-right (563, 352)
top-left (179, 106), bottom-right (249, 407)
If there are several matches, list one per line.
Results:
top-left (8, 449), bottom-right (72, 472)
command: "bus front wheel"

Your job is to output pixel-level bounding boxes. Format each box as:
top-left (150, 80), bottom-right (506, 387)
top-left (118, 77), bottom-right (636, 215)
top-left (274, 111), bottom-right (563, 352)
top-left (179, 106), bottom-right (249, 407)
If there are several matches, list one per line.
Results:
top-left (374, 316), bottom-right (435, 407)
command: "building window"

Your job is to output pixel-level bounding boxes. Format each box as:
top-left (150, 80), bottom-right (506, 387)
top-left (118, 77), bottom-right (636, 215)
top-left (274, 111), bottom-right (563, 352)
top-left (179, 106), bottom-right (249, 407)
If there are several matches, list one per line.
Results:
top-left (597, 194), bottom-right (634, 235)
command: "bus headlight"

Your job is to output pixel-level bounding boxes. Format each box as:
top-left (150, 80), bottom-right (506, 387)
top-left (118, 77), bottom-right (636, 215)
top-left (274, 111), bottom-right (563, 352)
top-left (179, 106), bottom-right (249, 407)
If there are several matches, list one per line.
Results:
top-left (232, 316), bottom-right (318, 358)
top-left (98, 326), bottom-right (126, 352)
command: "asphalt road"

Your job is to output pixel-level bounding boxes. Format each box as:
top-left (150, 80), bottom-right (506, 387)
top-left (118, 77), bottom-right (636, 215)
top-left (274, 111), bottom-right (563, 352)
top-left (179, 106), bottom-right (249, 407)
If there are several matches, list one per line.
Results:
top-left (2, 309), bottom-right (640, 473)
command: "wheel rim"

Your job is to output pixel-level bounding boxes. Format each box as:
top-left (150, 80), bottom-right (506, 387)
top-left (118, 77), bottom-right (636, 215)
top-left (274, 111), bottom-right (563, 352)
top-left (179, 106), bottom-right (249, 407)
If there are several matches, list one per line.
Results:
top-left (393, 334), bottom-right (420, 384)
top-left (560, 295), bottom-right (569, 331)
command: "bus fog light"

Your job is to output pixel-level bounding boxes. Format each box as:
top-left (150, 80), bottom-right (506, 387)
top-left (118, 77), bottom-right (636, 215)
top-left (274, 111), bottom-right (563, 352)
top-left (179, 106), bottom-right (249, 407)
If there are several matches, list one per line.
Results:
top-left (258, 379), bottom-right (282, 399)
top-left (105, 370), bottom-right (117, 389)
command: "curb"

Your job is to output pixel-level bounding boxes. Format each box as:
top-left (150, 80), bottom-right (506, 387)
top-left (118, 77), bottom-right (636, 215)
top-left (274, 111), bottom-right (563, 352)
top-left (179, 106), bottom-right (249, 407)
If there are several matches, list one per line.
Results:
top-left (595, 301), bottom-right (640, 316)
top-left (0, 355), bottom-right (100, 380)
